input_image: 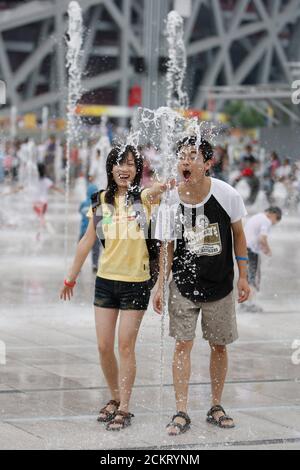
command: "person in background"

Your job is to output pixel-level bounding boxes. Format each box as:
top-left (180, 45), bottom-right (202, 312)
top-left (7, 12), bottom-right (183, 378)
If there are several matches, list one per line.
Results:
top-left (79, 178), bottom-right (101, 272)
top-left (212, 146), bottom-right (229, 182)
top-left (89, 149), bottom-right (107, 190)
top-left (44, 135), bottom-right (56, 181)
top-left (241, 145), bottom-right (256, 166)
top-left (275, 158), bottom-right (293, 206)
top-left (234, 153), bottom-right (260, 205)
top-left (242, 207), bottom-right (282, 313)
top-left (270, 152), bottom-right (281, 180)
top-left (276, 158), bottom-right (292, 183)
top-left (33, 163), bottom-right (63, 239)
top-left (263, 152), bottom-right (281, 203)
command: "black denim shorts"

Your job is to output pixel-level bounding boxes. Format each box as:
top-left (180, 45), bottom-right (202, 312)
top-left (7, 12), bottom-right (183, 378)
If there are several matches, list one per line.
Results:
top-left (94, 276), bottom-right (151, 311)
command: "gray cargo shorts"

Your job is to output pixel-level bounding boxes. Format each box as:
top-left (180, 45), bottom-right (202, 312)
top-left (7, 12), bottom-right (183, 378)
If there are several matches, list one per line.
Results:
top-left (168, 280), bottom-right (238, 345)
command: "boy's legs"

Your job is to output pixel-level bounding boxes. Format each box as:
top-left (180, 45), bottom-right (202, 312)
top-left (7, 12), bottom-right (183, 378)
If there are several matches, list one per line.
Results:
top-left (168, 280), bottom-right (199, 434)
top-left (209, 343), bottom-right (233, 426)
top-left (167, 339), bottom-right (194, 434)
top-left (210, 343), bottom-right (228, 406)
top-left (202, 291), bottom-right (237, 426)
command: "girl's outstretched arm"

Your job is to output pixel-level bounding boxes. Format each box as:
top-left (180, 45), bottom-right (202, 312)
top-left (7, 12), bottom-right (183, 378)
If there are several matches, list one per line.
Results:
top-left (60, 217), bottom-right (97, 301)
top-left (145, 179), bottom-right (176, 204)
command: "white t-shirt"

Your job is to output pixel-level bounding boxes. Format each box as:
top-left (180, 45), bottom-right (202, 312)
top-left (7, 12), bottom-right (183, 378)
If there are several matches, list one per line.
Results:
top-left (33, 177), bottom-right (53, 203)
top-left (154, 177), bottom-right (247, 302)
top-left (276, 165), bottom-right (291, 179)
top-left (244, 213), bottom-right (272, 254)
top-left (155, 177), bottom-right (247, 241)
top-left (89, 157), bottom-right (107, 190)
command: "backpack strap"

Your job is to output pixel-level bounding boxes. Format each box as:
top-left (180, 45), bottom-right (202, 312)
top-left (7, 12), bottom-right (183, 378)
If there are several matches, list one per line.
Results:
top-left (91, 190), bottom-right (106, 247)
top-left (91, 189), bottom-right (105, 213)
top-left (130, 190), bottom-right (152, 242)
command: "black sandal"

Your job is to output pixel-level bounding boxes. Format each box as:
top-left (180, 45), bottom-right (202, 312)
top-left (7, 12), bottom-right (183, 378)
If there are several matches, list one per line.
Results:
top-left (207, 405), bottom-right (235, 429)
top-left (97, 399), bottom-right (120, 423)
top-left (166, 411), bottom-right (191, 436)
top-left (106, 411), bottom-right (134, 431)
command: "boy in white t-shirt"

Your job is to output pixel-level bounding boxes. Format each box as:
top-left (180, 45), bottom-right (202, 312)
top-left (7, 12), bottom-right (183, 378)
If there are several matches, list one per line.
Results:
top-left (153, 136), bottom-right (250, 434)
top-left (243, 207), bottom-right (282, 312)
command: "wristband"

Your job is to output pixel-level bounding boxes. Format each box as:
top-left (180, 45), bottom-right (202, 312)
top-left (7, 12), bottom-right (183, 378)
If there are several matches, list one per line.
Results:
top-left (64, 279), bottom-right (76, 288)
top-left (235, 256), bottom-right (248, 262)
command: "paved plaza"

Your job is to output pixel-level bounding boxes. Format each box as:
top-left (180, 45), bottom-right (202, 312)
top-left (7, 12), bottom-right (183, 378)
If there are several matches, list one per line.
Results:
top-left (0, 191), bottom-right (300, 450)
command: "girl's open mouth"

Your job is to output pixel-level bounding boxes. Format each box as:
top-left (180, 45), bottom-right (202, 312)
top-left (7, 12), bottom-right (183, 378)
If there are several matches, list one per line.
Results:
top-left (118, 174), bottom-right (130, 180)
top-left (183, 170), bottom-right (191, 181)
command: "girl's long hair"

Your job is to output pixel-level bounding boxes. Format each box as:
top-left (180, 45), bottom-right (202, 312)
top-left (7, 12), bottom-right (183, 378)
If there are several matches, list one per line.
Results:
top-left (104, 145), bottom-right (143, 205)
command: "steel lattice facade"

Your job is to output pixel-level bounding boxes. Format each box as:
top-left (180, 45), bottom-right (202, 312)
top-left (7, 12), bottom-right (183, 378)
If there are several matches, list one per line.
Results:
top-left (0, 0), bottom-right (299, 122)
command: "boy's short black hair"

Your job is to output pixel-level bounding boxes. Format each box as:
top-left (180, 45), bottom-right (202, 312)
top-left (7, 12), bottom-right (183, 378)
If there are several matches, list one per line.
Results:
top-left (266, 206), bottom-right (282, 221)
top-left (176, 136), bottom-right (213, 162)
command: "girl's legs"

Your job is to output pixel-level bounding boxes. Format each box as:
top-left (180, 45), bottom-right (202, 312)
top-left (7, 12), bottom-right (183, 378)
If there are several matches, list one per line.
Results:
top-left (117, 310), bottom-right (145, 413)
top-left (94, 307), bottom-right (120, 411)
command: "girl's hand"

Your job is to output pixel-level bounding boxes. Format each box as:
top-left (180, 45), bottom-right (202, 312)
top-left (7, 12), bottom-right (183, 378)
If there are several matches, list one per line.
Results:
top-left (147, 179), bottom-right (177, 204)
top-left (153, 179), bottom-right (176, 194)
top-left (60, 283), bottom-right (75, 301)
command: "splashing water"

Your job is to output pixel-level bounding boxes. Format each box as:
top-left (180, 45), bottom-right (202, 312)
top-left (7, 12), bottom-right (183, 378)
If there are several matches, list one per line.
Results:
top-left (66, 1), bottom-right (83, 139)
top-left (124, 15), bottom-right (197, 438)
top-left (94, 116), bottom-right (112, 190)
top-left (64, 1), bottom-right (83, 264)
top-left (166, 11), bottom-right (188, 110)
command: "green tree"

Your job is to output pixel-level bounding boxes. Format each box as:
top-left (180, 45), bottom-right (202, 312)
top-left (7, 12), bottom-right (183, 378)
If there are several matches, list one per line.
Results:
top-left (224, 101), bottom-right (265, 128)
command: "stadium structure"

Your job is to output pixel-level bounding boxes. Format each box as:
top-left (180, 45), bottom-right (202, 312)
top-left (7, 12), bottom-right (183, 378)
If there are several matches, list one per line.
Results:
top-left (0, 0), bottom-right (299, 124)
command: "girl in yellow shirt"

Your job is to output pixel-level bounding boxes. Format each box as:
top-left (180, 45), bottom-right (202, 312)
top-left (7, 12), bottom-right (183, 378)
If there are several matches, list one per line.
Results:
top-left (60, 144), bottom-right (172, 431)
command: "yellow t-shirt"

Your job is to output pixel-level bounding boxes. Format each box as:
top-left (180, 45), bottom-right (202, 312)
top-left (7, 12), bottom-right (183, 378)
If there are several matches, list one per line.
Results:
top-left (87, 190), bottom-right (151, 282)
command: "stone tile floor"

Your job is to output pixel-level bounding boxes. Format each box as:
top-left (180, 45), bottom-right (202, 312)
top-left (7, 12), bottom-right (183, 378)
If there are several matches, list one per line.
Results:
top-left (0, 191), bottom-right (299, 450)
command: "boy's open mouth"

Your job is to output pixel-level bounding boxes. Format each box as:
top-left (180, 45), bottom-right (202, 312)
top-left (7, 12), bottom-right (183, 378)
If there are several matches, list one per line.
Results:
top-left (183, 170), bottom-right (191, 181)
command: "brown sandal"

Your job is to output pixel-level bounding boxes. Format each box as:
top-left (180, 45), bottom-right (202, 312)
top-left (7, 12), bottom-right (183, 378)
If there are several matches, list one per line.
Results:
top-left (97, 399), bottom-right (120, 423)
top-left (105, 410), bottom-right (134, 431)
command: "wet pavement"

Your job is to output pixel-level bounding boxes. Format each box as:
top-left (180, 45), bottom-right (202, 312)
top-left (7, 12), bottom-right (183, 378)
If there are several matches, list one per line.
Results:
top-left (0, 190), bottom-right (300, 450)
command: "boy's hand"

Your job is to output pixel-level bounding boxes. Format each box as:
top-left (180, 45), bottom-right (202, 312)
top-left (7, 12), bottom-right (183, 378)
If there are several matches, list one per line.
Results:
top-left (237, 278), bottom-right (250, 303)
top-left (153, 287), bottom-right (163, 314)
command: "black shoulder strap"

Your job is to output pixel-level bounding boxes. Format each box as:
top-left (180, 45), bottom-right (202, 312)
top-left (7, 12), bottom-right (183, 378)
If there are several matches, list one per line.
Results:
top-left (91, 189), bottom-right (105, 213)
top-left (91, 190), bottom-right (106, 247)
top-left (131, 190), bottom-right (160, 261)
